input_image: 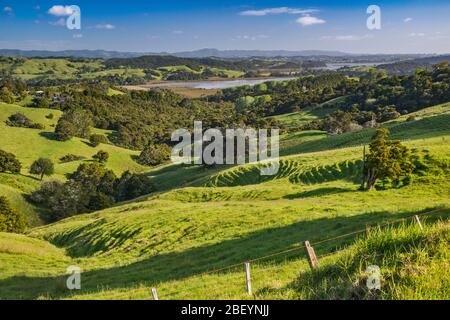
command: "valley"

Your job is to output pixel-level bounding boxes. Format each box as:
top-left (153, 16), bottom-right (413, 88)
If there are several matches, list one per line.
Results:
top-left (0, 53), bottom-right (449, 300)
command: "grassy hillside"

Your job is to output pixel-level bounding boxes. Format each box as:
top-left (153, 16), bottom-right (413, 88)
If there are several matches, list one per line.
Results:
top-left (0, 57), bottom-right (245, 83)
top-left (0, 102), bottom-right (148, 225)
top-left (0, 134), bottom-right (448, 299)
top-left (272, 96), bottom-right (345, 131)
top-left (0, 102), bottom-right (449, 300)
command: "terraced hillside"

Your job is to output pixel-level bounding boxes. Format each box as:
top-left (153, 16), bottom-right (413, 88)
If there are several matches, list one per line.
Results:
top-left (0, 102), bottom-right (449, 300)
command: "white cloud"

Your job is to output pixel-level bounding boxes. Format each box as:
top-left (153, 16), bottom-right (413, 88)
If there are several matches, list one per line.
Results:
top-left (336, 34), bottom-right (373, 41)
top-left (172, 30), bottom-right (184, 34)
top-left (95, 24), bottom-right (115, 30)
top-left (296, 15), bottom-right (326, 26)
top-left (48, 5), bottom-right (74, 17)
top-left (49, 18), bottom-right (66, 27)
top-left (321, 34), bottom-right (373, 41)
top-left (234, 34), bottom-right (269, 41)
top-left (3, 6), bottom-right (14, 15)
top-left (409, 32), bottom-right (425, 37)
top-left (240, 7), bottom-right (318, 16)
top-left (404, 17), bottom-right (413, 23)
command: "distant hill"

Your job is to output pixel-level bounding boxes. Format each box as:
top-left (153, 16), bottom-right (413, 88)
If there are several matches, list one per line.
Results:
top-left (173, 48), bottom-right (351, 58)
top-left (378, 54), bottom-right (450, 75)
top-left (0, 48), bottom-right (352, 59)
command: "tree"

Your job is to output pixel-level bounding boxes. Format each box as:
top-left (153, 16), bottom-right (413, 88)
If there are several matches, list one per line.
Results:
top-left (0, 196), bottom-right (26, 233)
top-left (89, 134), bottom-right (108, 147)
top-left (54, 119), bottom-right (75, 141)
top-left (0, 86), bottom-right (14, 104)
top-left (0, 149), bottom-right (21, 174)
top-left (55, 110), bottom-right (92, 141)
top-left (363, 128), bottom-right (414, 190)
top-left (30, 158), bottom-right (54, 180)
top-left (93, 150), bottom-right (109, 164)
top-left (32, 96), bottom-right (50, 109)
top-left (115, 171), bottom-right (155, 201)
top-left (138, 144), bottom-right (171, 166)
top-left (323, 111), bottom-right (361, 135)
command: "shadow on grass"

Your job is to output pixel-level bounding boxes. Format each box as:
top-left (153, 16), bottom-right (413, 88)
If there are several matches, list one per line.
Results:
top-left (284, 187), bottom-right (354, 199)
top-left (38, 131), bottom-right (59, 141)
top-left (0, 206), bottom-right (447, 299)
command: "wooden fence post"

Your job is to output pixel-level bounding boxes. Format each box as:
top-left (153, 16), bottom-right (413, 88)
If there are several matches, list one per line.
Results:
top-left (304, 241), bottom-right (319, 270)
top-left (151, 287), bottom-right (159, 300)
top-left (414, 215), bottom-right (424, 230)
top-left (245, 262), bottom-right (252, 295)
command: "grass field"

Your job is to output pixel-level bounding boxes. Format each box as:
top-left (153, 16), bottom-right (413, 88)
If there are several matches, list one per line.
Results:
top-left (0, 101), bottom-right (449, 300)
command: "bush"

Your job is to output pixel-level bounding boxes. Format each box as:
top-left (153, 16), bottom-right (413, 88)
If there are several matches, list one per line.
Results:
top-left (138, 144), bottom-right (171, 166)
top-left (5, 113), bottom-right (44, 129)
top-left (0, 196), bottom-right (26, 233)
top-left (59, 154), bottom-right (86, 163)
top-left (93, 150), bottom-right (109, 164)
top-left (89, 134), bottom-right (108, 147)
top-left (0, 149), bottom-right (21, 174)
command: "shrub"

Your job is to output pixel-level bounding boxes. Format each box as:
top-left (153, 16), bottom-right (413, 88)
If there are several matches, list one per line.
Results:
top-left (93, 150), bottom-right (109, 164)
top-left (89, 134), bottom-right (108, 147)
top-left (0, 196), bottom-right (26, 233)
top-left (29, 158), bottom-right (55, 180)
top-left (59, 154), bottom-right (86, 163)
top-left (0, 149), bottom-right (21, 174)
top-left (138, 144), bottom-right (171, 166)
top-left (5, 113), bottom-right (44, 129)
top-left (46, 113), bottom-right (54, 120)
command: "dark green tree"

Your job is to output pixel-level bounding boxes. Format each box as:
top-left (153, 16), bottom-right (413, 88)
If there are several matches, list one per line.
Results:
top-left (138, 144), bottom-right (171, 166)
top-left (55, 110), bottom-right (92, 141)
top-left (30, 158), bottom-right (54, 180)
top-left (364, 128), bottom-right (414, 190)
top-left (0, 149), bottom-right (21, 174)
top-left (115, 171), bottom-right (155, 201)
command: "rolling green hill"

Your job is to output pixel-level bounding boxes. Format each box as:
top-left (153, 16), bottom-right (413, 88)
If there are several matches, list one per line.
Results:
top-left (0, 102), bottom-right (449, 300)
top-left (0, 102), bottom-right (148, 225)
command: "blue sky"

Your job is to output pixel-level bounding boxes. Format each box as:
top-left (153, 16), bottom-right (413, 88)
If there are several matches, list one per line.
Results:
top-left (0, 0), bottom-right (449, 53)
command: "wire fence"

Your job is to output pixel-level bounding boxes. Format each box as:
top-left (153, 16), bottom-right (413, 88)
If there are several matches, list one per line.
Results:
top-left (148, 207), bottom-right (448, 300)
